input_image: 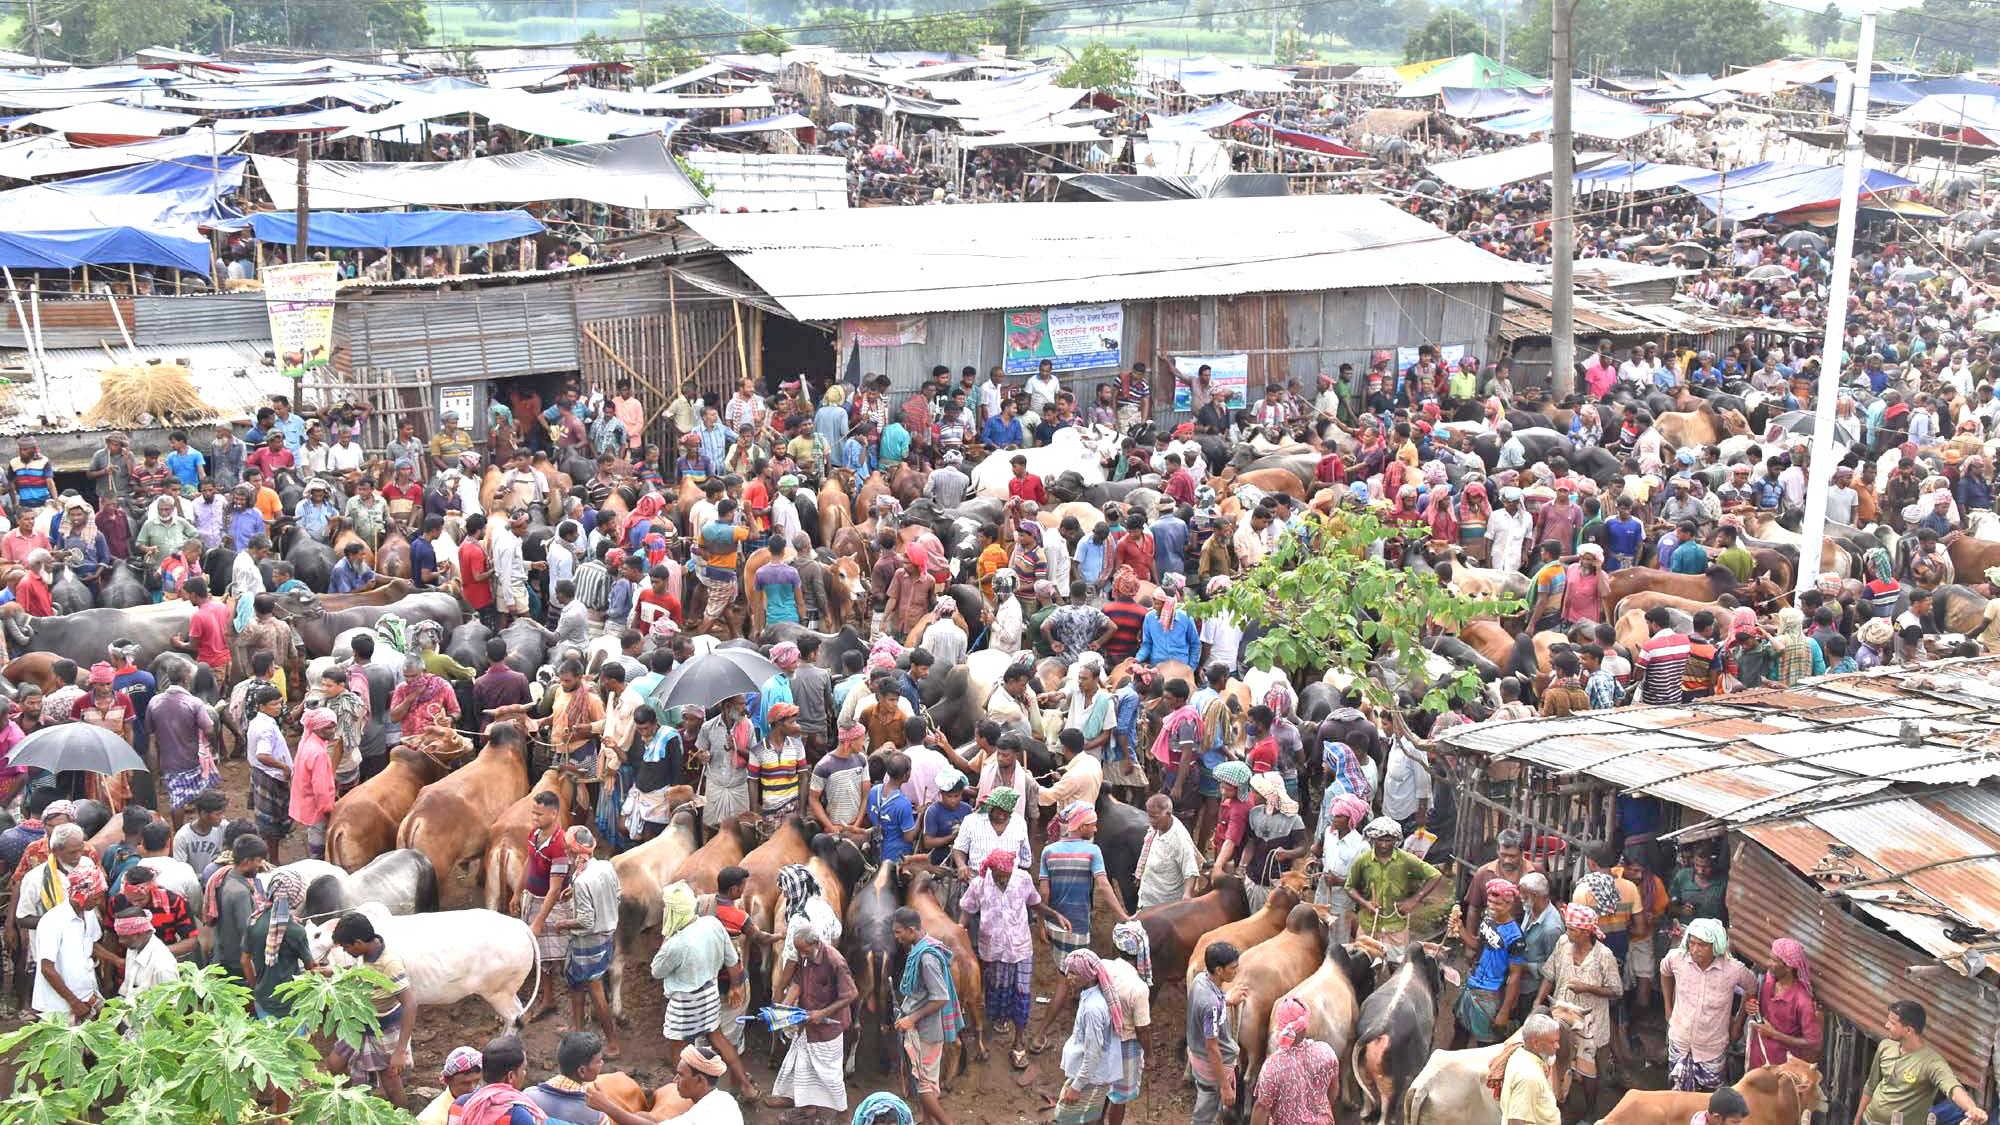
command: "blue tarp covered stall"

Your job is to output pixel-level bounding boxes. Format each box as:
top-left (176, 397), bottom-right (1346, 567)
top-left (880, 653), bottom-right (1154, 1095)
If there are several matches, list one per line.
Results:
top-left (1674, 160), bottom-right (1914, 222)
top-left (240, 209), bottom-right (544, 248)
top-left (1809, 76), bottom-right (2000, 107)
top-left (0, 226), bottom-right (211, 274)
top-left (1145, 101), bottom-right (1265, 131)
top-left (1573, 160), bottom-right (1712, 194)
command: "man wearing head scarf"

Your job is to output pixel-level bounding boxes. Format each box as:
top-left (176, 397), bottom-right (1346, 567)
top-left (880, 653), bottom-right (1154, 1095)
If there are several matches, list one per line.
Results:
top-left (959, 845), bottom-right (1048, 1067)
top-left (1453, 877), bottom-right (1527, 1046)
top-left (1486, 486), bottom-right (1533, 574)
top-left (1254, 995), bottom-right (1338, 1125)
top-left (651, 881), bottom-right (758, 1100)
top-left (418, 1048), bottom-right (485, 1125)
top-left (1242, 772), bottom-right (1308, 888)
top-left (1314, 792), bottom-right (1373, 931)
top-left (1052, 949), bottom-right (1129, 1125)
top-left (1660, 917), bottom-right (1756, 1092)
top-left (245, 868), bottom-right (315, 1018)
top-left (1747, 937), bottom-right (1821, 1068)
top-left (1037, 801), bottom-right (1130, 959)
top-left (1345, 817), bottom-right (1443, 938)
top-left (32, 858), bottom-right (105, 1022)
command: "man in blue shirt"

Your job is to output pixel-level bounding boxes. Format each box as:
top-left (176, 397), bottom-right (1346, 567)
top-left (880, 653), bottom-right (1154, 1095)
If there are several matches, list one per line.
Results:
top-left (410, 516), bottom-right (444, 587)
top-left (694, 406), bottom-right (735, 471)
top-left (868, 753), bottom-right (918, 862)
top-left (840, 422), bottom-right (873, 475)
top-left (269, 397), bottom-right (307, 452)
top-left (982, 400), bottom-right (1024, 449)
top-left (1150, 506), bottom-right (1189, 580)
top-left (295, 481), bottom-right (338, 541)
top-left (1668, 521), bottom-right (1712, 575)
top-left (163, 431), bottom-right (205, 489)
top-left (329, 542), bottom-right (376, 593)
top-left (1603, 496), bottom-right (1645, 571)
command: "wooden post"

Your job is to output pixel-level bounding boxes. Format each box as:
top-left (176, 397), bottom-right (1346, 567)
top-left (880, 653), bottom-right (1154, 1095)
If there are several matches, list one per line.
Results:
top-left (294, 137), bottom-right (311, 257)
top-left (667, 270), bottom-right (685, 399)
top-left (730, 298), bottom-right (749, 389)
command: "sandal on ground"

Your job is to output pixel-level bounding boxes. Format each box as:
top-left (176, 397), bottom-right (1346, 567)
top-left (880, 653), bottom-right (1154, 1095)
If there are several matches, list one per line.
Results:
top-left (1011, 1050), bottom-right (1030, 1070)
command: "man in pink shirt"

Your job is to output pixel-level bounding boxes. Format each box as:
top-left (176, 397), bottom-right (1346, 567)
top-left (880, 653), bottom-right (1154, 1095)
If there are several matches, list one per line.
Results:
top-left (612, 381), bottom-right (644, 451)
top-left (1561, 544), bottom-right (1610, 627)
top-left (1660, 918), bottom-right (1756, 1092)
top-left (0, 521), bottom-right (48, 564)
top-left (172, 577), bottom-right (233, 675)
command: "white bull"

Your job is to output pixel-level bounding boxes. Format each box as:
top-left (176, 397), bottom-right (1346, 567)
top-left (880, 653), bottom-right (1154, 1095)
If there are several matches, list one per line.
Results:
top-left (307, 902), bottom-right (540, 1030)
top-left (1405, 1007), bottom-right (1582, 1125)
top-left (969, 424), bottom-right (1122, 499)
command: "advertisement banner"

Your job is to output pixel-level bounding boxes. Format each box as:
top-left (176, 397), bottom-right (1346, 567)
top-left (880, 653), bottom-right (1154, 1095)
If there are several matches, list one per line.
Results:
top-left (845, 317), bottom-right (929, 349)
top-left (262, 261), bottom-right (340, 379)
top-left (1171, 352), bottom-right (1249, 412)
top-left (1003, 303), bottom-right (1123, 376)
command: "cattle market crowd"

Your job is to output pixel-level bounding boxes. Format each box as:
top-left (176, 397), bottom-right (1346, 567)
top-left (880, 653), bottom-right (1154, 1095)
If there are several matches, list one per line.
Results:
top-left (6, 212), bottom-right (2000, 1125)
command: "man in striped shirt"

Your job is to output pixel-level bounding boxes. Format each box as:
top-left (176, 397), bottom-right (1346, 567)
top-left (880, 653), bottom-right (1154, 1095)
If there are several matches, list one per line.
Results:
top-left (571, 545), bottom-right (611, 633)
top-left (751, 703), bottom-right (807, 816)
top-left (1634, 607), bottom-right (1691, 706)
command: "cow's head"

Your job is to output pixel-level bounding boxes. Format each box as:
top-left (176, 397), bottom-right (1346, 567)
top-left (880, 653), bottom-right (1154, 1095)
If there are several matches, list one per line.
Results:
top-left (1773, 1057), bottom-right (1827, 1113)
top-left (270, 586), bottom-right (325, 621)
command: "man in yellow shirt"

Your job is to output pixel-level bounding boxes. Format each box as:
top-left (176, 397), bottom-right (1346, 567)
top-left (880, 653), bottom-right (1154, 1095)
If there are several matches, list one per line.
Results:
top-left (1499, 1014), bottom-right (1564, 1125)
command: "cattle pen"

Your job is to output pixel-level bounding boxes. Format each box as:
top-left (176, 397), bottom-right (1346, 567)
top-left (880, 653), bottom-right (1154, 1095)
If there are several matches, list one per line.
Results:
top-left (1429, 656), bottom-right (2000, 1125)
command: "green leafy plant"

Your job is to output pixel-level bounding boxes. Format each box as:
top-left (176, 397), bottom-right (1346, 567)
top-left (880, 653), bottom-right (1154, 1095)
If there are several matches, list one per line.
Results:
top-left (0, 963), bottom-right (405, 1125)
top-left (1192, 510), bottom-right (1520, 721)
top-left (1057, 41), bottom-right (1139, 92)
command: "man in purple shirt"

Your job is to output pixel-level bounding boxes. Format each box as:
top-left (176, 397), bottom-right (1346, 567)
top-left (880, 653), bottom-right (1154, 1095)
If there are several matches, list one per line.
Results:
top-left (147, 659), bottom-right (218, 822)
top-left (474, 641), bottom-right (533, 714)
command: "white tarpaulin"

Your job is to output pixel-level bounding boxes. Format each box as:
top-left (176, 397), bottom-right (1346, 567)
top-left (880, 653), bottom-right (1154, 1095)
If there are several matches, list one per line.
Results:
top-left (584, 86), bottom-right (776, 112)
top-left (254, 135), bottom-right (709, 211)
top-left (329, 89), bottom-right (671, 144)
top-left (1428, 142), bottom-right (1613, 191)
top-left (710, 112), bottom-right (815, 135)
top-left (954, 124), bottom-right (1108, 149)
top-left (8, 103), bottom-right (199, 137)
top-left (0, 129), bottom-right (243, 180)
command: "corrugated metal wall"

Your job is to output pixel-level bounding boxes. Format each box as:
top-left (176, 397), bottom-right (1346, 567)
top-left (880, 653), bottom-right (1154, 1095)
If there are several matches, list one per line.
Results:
top-left (841, 282), bottom-right (1505, 417)
top-left (1728, 839), bottom-right (1999, 1109)
top-left (336, 287), bottom-right (581, 384)
top-left (133, 293), bottom-right (270, 344)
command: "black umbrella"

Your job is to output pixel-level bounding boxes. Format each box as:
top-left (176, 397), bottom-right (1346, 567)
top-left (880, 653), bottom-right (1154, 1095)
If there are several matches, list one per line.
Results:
top-left (1779, 230), bottom-right (1826, 253)
top-left (8, 724), bottom-right (147, 776)
top-left (653, 647), bottom-right (783, 711)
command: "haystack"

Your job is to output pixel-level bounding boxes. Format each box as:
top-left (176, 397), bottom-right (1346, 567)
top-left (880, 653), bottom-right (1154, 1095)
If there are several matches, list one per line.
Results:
top-left (81, 361), bottom-right (219, 429)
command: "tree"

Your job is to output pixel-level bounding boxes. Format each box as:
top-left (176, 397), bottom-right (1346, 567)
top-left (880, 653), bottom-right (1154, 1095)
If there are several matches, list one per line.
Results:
top-left (988, 0), bottom-right (1047, 55)
top-left (1808, 1), bottom-right (1843, 50)
top-left (33, 0), bottom-right (219, 61)
top-left (1193, 511), bottom-right (1518, 719)
top-left (1514, 0), bottom-right (1779, 76)
top-left (1057, 41), bottom-right (1138, 92)
top-left (0, 962), bottom-right (407, 1124)
top-left (739, 25), bottom-right (789, 52)
top-left (1884, 0), bottom-right (2000, 67)
top-left (1404, 8), bottom-right (1485, 62)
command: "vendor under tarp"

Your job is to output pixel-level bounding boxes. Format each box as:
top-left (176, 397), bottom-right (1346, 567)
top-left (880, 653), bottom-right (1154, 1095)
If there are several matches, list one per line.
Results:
top-left (230, 209), bottom-right (545, 248)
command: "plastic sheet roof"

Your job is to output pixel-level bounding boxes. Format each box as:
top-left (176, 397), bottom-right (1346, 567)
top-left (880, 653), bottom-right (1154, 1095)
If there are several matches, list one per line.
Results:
top-left (684, 193), bottom-right (1536, 320)
top-left (255, 135), bottom-right (707, 212)
top-left (1395, 53), bottom-right (1541, 99)
top-left (1674, 159), bottom-right (1914, 222)
top-left (1429, 142), bottom-right (1614, 191)
top-left (682, 152), bottom-right (848, 212)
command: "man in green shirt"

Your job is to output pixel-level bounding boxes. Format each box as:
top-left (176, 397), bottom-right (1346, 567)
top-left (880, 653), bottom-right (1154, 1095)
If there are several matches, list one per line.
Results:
top-left (1713, 524), bottom-right (1755, 584)
top-left (1345, 816), bottom-right (1443, 938)
top-left (1857, 1000), bottom-right (1989, 1125)
top-left (133, 494), bottom-right (199, 565)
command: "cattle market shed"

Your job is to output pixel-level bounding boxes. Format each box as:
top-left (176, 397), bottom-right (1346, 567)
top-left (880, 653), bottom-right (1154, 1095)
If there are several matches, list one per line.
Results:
top-left (1429, 658), bottom-right (2000, 1123)
top-left (683, 195), bottom-right (1534, 414)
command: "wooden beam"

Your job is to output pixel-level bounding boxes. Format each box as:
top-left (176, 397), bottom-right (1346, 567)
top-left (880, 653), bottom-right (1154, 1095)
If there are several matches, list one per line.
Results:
top-left (731, 299), bottom-right (749, 388)
top-left (667, 271), bottom-right (684, 401)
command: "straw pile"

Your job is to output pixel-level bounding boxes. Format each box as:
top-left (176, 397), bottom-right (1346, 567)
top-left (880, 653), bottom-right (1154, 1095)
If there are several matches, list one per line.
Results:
top-left (81, 361), bottom-right (219, 428)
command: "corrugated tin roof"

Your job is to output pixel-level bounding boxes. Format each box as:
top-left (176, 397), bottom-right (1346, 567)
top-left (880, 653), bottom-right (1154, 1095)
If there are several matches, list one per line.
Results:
top-left (0, 339), bottom-right (282, 436)
top-left (1437, 660), bottom-right (2000, 829)
top-left (683, 152), bottom-right (849, 213)
top-left (682, 194), bottom-right (1538, 320)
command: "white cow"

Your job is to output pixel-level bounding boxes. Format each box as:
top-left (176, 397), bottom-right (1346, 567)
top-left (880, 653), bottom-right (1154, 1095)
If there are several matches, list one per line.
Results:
top-left (306, 902), bottom-right (539, 1029)
top-left (1404, 1006), bottom-right (1582, 1125)
top-left (969, 424), bottom-right (1122, 499)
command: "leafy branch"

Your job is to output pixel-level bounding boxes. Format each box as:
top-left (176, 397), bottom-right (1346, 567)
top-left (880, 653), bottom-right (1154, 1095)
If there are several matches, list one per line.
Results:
top-left (0, 964), bottom-right (406, 1125)
top-left (1191, 510), bottom-right (1520, 716)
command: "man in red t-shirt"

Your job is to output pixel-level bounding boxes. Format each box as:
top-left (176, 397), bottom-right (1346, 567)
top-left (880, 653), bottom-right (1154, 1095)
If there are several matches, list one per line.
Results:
top-left (634, 566), bottom-right (681, 636)
top-left (1006, 455), bottom-right (1045, 505)
top-left (245, 433), bottom-right (293, 481)
top-left (11, 550), bottom-right (53, 616)
top-left (460, 513), bottom-right (495, 626)
top-left (172, 577), bottom-right (232, 674)
top-left (1110, 513), bottom-right (1155, 583)
top-left (713, 865), bottom-right (780, 1052)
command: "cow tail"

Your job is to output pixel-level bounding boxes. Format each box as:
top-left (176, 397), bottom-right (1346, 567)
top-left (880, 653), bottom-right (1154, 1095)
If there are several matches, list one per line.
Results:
top-left (517, 922), bottom-right (542, 1028)
top-left (1404, 1073), bottom-right (1428, 1125)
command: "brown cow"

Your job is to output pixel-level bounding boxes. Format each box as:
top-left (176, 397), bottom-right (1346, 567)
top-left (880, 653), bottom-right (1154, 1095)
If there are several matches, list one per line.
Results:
top-left (740, 818), bottom-right (817, 935)
top-left (609, 798), bottom-right (705, 1019)
top-left (481, 769), bottom-right (579, 914)
top-left (1235, 903), bottom-right (1331, 1098)
top-left (1600, 1059), bottom-right (1823, 1125)
top-left (1654, 405), bottom-right (1750, 449)
top-left (315, 577), bottom-right (421, 611)
top-left (853, 472), bottom-right (892, 523)
top-left (817, 475), bottom-right (854, 545)
top-left (906, 869), bottom-right (987, 1078)
top-left (1134, 873), bottom-right (1251, 991)
top-left (2, 652), bottom-right (63, 695)
top-left (1231, 467), bottom-right (1307, 499)
top-left (376, 526), bottom-right (412, 580)
top-left (588, 1073), bottom-right (697, 1122)
top-left (669, 815), bottom-right (755, 896)
top-left (325, 744), bottom-right (453, 872)
top-left (1184, 869), bottom-right (1313, 990)
top-left (1605, 566), bottom-right (1765, 620)
top-left (397, 726), bottom-right (532, 891)
top-left (1946, 532), bottom-right (2000, 587)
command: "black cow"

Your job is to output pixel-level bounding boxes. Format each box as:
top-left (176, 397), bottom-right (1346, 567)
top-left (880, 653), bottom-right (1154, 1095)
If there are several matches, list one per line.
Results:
top-left (1352, 941), bottom-right (1450, 1125)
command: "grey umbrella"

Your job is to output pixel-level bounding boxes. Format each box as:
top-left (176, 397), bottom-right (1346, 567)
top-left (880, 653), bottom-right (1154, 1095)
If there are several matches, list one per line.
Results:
top-left (1779, 230), bottom-right (1826, 253)
top-left (1744, 264), bottom-right (1792, 280)
top-left (1953, 208), bottom-right (1986, 226)
top-left (1890, 266), bottom-right (1936, 283)
top-left (8, 723), bottom-right (147, 776)
top-left (653, 647), bottom-right (783, 711)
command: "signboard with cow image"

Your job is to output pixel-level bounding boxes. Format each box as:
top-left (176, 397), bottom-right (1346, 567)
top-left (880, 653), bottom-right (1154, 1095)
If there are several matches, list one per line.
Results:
top-left (1171, 352), bottom-right (1249, 412)
top-left (1002, 303), bottom-right (1123, 377)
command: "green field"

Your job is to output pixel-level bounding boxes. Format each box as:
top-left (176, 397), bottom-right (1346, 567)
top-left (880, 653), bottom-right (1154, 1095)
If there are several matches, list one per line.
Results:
top-left (427, 1), bottom-right (1399, 65)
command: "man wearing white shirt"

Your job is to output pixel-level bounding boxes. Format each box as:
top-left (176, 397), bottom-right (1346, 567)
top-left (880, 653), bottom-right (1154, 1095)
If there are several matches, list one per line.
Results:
top-left (1133, 795), bottom-right (1201, 910)
top-left (1485, 488), bottom-right (1533, 574)
top-left (1381, 737), bottom-right (1431, 825)
top-left (326, 434), bottom-right (365, 475)
top-left (979, 368), bottom-right (1007, 429)
top-left (1024, 360), bottom-right (1062, 413)
top-left (32, 860), bottom-right (105, 1024)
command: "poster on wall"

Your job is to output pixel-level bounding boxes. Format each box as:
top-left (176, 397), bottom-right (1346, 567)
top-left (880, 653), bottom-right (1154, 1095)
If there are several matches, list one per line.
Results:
top-left (1003, 303), bottom-right (1123, 376)
top-left (845, 317), bottom-right (929, 349)
top-left (439, 386), bottom-right (474, 427)
top-left (262, 261), bottom-right (340, 379)
top-left (1171, 353), bottom-right (1249, 411)
top-left (1394, 344), bottom-right (1467, 372)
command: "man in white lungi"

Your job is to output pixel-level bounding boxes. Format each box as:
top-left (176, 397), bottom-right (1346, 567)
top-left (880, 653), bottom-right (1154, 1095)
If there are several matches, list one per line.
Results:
top-left (766, 921), bottom-right (858, 1123)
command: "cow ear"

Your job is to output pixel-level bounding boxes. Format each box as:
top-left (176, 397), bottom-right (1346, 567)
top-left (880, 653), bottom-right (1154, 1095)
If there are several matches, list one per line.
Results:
top-left (1441, 965), bottom-right (1463, 989)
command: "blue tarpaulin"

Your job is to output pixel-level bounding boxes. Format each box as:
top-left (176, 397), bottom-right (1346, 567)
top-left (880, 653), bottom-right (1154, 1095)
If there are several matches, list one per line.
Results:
top-left (242, 209), bottom-right (544, 248)
top-left (1674, 160), bottom-right (1914, 222)
top-left (1573, 160), bottom-right (1712, 194)
top-left (0, 226), bottom-right (211, 274)
top-left (1808, 76), bottom-right (2000, 107)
